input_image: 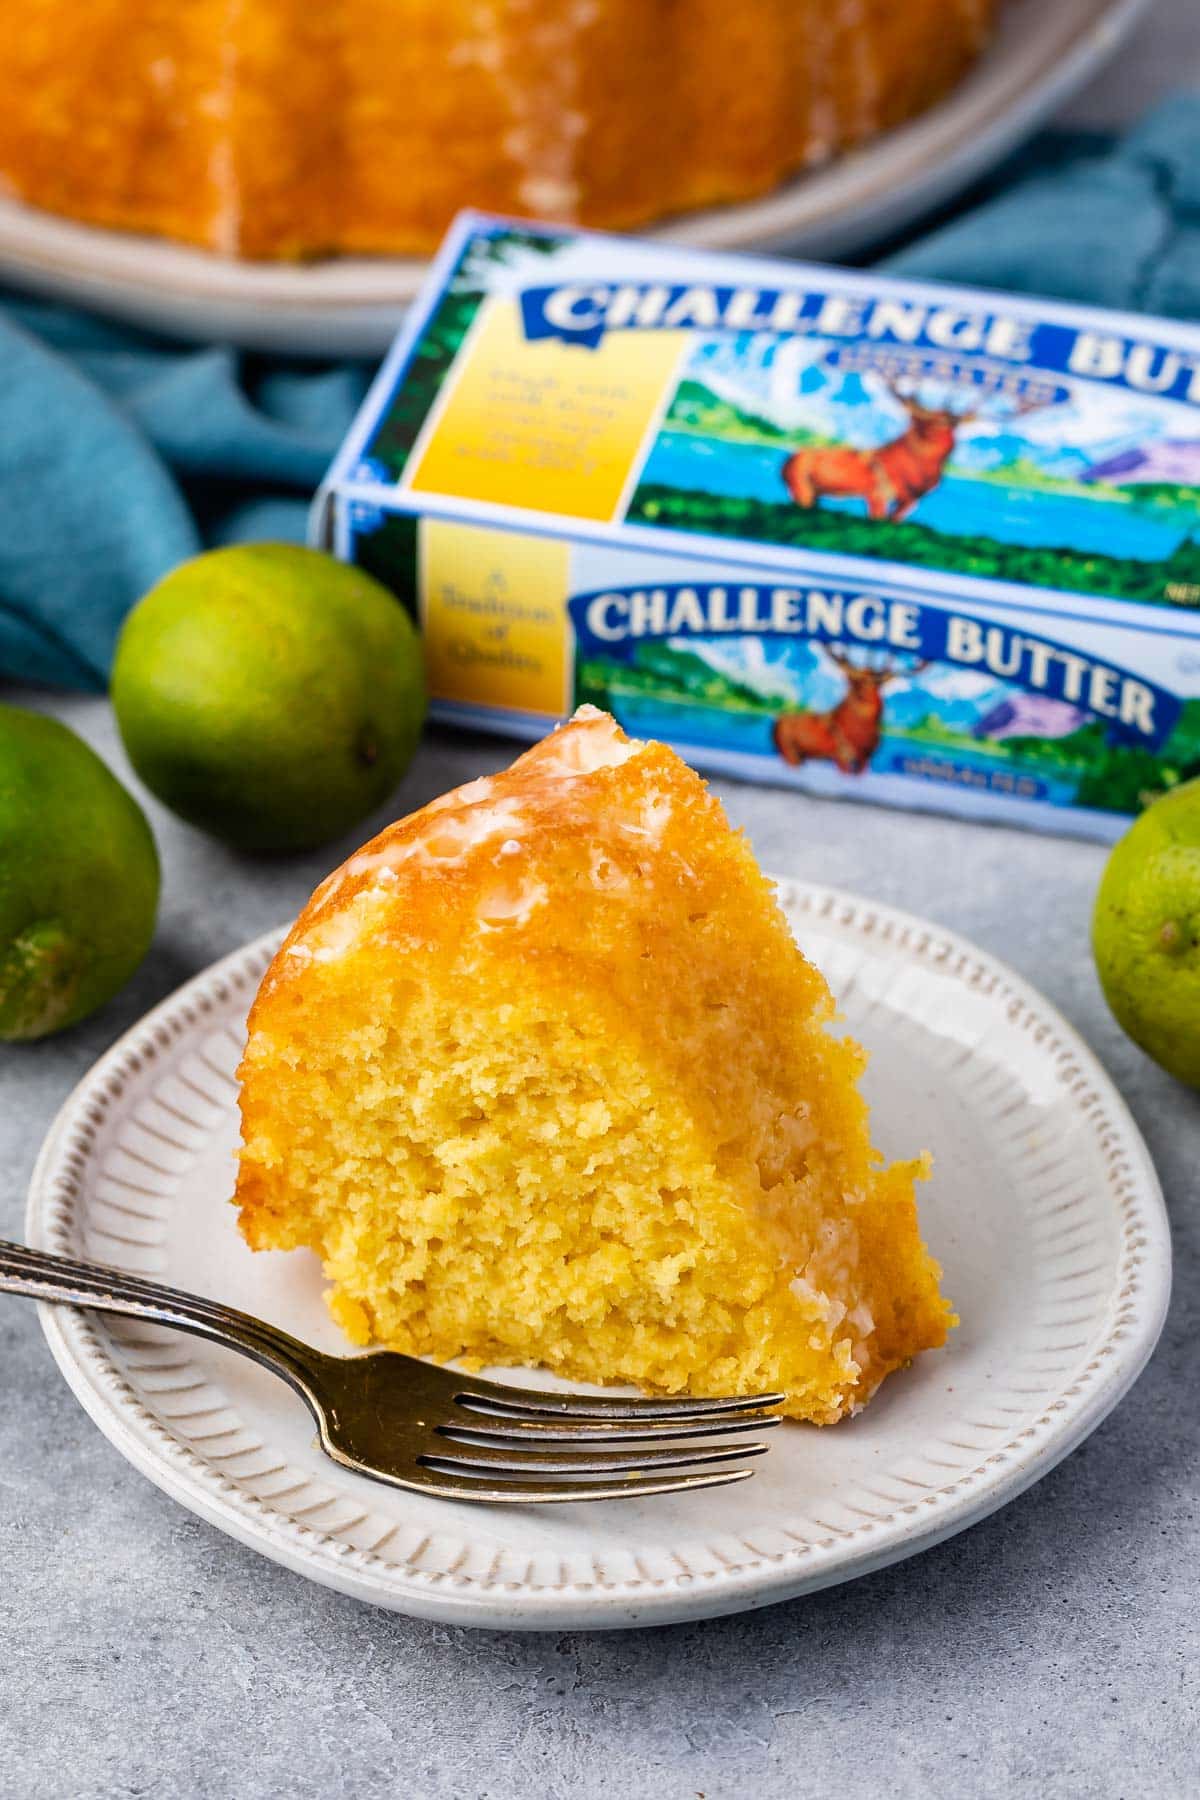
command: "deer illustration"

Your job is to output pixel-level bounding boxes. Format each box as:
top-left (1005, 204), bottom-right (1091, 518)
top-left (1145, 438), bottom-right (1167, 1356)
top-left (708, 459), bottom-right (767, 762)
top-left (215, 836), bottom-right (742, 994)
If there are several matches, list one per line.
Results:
top-left (781, 380), bottom-right (1043, 522)
top-left (774, 647), bottom-right (927, 775)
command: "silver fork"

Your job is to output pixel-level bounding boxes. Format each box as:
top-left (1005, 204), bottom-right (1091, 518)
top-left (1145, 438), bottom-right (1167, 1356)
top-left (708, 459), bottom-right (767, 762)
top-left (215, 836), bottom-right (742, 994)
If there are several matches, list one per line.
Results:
top-left (1, 1240), bottom-right (784, 1504)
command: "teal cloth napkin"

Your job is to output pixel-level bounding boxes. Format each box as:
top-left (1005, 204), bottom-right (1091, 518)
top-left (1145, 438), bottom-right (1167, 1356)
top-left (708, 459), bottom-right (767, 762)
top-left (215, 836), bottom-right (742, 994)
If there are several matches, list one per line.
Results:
top-left (2, 94), bottom-right (1198, 691)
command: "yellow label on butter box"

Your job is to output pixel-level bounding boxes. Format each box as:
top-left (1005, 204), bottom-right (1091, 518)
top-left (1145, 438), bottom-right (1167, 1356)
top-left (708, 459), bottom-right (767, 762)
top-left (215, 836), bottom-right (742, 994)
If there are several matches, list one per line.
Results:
top-left (419, 517), bottom-right (571, 715)
top-left (406, 298), bottom-right (688, 522)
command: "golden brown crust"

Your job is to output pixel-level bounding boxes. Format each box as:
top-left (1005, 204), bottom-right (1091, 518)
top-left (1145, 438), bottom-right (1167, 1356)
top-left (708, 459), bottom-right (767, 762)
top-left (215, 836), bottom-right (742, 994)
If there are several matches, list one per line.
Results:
top-left (234, 709), bottom-right (951, 1418)
top-left (0, 1), bottom-right (996, 258)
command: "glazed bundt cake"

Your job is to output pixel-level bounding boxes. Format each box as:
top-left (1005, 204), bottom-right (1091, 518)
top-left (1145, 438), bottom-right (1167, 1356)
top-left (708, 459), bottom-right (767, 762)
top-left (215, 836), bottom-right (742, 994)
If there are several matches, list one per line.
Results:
top-left (235, 707), bottom-right (950, 1422)
top-left (0, 2), bottom-right (995, 259)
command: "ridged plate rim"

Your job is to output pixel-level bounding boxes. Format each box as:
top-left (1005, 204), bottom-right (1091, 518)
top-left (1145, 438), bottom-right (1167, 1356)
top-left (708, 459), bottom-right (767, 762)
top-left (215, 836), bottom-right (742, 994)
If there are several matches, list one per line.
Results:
top-left (26, 879), bottom-right (1171, 1630)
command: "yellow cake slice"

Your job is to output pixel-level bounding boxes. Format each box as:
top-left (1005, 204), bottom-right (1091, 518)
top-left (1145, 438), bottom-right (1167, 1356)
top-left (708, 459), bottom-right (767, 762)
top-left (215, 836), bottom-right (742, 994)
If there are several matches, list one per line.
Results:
top-left (236, 706), bottom-right (950, 1421)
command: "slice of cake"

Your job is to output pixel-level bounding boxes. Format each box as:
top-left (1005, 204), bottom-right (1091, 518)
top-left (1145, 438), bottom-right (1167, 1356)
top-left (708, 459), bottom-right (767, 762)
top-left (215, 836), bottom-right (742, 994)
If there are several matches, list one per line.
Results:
top-left (236, 707), bottom-right (950, 1421)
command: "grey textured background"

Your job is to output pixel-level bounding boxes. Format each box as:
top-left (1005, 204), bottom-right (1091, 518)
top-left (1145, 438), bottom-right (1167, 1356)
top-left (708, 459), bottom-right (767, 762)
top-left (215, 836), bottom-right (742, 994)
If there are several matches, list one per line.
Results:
top-left (4, 8), bottom-right (1200, 1797)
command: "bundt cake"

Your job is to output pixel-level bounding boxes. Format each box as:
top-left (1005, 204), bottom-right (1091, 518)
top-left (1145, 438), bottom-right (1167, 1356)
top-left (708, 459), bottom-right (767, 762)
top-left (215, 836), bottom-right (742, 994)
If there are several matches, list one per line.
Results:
top-left (0, 2), bottom-right (995, 259)
top-left (235, 706), bottom-right (950, 1421)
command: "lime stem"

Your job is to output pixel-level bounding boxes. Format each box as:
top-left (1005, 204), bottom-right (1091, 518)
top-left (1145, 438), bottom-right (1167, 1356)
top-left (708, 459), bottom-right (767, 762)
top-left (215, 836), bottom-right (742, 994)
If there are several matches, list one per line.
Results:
top-left (1159, 918), bottom-right (1186, 955)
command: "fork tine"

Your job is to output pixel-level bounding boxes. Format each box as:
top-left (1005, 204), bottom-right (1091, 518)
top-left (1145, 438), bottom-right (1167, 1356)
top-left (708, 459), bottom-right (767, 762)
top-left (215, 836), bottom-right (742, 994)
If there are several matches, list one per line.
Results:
top-left (440, 1411), bottom-right (783, 1445)
top-left (454, 1383), bottom-right (787, 1423)
top-left (406, 1465), bottom-right (756, 1505)
top-left (421, 1439), bottom-right (770, 1477)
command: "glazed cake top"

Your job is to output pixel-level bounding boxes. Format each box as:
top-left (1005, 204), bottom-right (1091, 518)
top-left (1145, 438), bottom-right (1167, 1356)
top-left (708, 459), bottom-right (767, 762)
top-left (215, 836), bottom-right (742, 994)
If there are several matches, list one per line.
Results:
top-left (276, 707), bottom-right (672, 969)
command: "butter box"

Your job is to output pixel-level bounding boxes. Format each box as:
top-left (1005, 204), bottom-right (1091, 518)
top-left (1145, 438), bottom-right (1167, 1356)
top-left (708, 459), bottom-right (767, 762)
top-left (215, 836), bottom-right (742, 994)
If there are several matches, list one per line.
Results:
top-left (314, 212), bottom-right (1200, 838)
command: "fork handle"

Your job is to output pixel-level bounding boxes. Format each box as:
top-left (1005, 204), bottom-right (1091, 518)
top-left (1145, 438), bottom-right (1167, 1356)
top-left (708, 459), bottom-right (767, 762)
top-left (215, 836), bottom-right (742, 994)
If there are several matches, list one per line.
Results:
top-left (0, 1238), bottom-right (323, 1398)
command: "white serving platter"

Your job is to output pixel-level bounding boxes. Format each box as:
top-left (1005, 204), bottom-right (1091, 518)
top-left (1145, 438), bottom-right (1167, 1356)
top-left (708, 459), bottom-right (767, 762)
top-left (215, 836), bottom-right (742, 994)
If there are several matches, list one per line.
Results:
top-left (25, 879), bottom-right (1170, 1630)
top-left (0, 0), bottom-right (1151, 355)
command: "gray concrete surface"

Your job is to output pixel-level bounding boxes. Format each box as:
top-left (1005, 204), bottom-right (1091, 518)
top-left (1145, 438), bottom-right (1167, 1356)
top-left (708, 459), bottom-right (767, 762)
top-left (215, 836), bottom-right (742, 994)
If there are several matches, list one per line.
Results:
top-left (4, 8), bottom-right (1200, 1795)
top-left (1065, 0), bottom-right (1200, 128)
top-left (3, 692), bottom-right (1198, 1800)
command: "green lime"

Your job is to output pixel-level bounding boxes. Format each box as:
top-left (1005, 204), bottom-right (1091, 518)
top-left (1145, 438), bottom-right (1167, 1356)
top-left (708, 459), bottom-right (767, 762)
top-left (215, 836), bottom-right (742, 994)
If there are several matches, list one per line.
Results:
top-left (1092, 779), bottom-right (1200, 1088)
top-left (111, 544), bottom-right (426, 852)
top-left (0, 706), bottom-right (159, 1040)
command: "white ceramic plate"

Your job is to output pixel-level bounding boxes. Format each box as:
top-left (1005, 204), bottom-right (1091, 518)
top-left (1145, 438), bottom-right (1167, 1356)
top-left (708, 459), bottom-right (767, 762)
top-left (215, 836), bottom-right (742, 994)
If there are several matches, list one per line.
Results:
top-left (26, 880), bottom-right (1170, 1631)
top-left (0, 0), bottom-right (1151, 355)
